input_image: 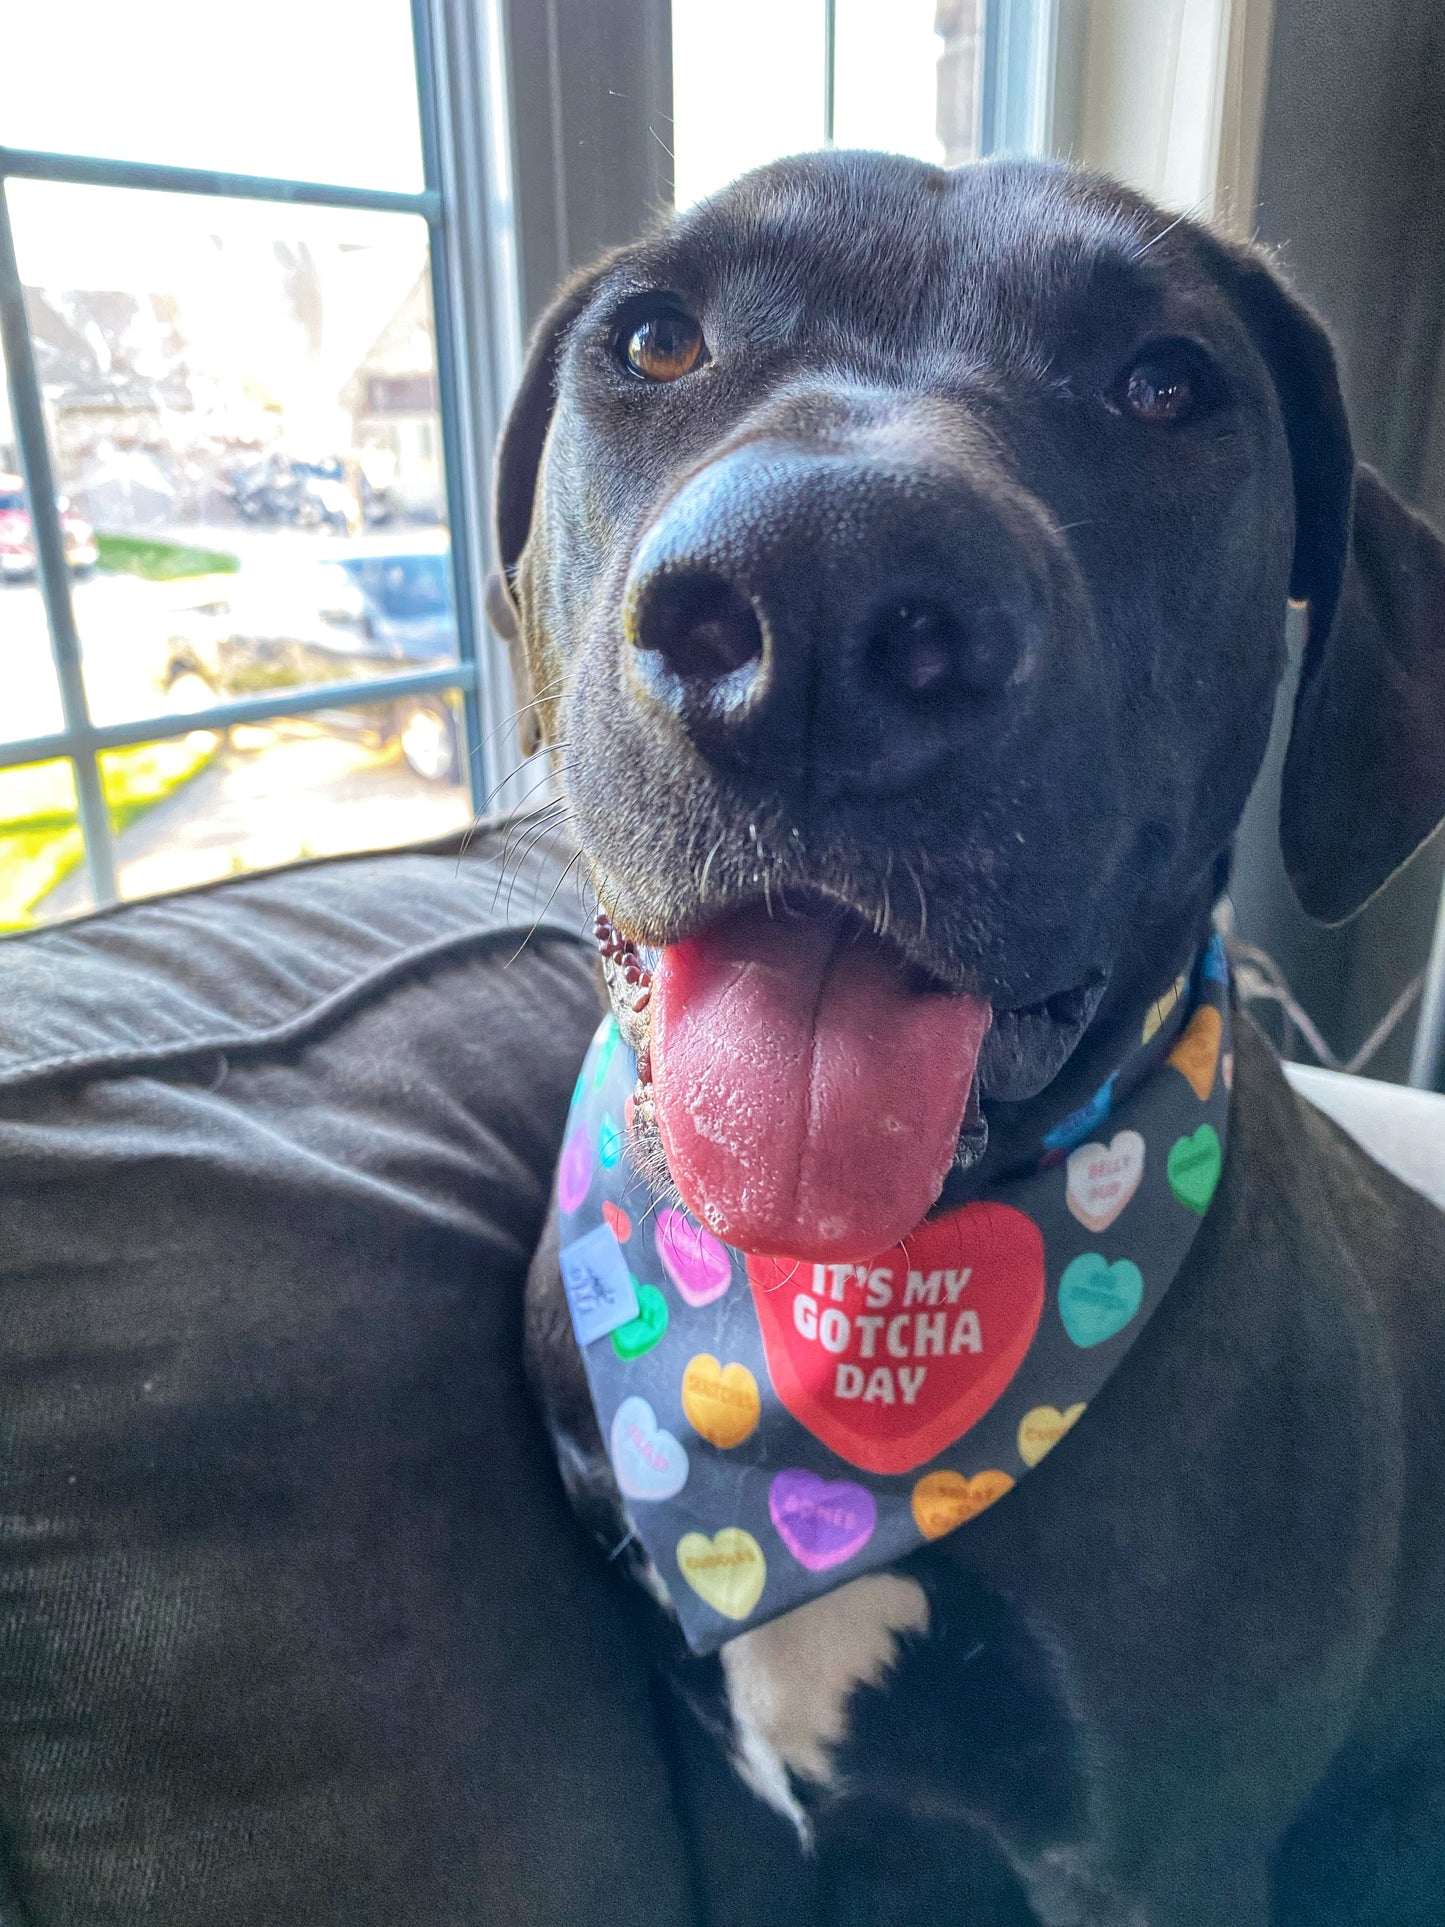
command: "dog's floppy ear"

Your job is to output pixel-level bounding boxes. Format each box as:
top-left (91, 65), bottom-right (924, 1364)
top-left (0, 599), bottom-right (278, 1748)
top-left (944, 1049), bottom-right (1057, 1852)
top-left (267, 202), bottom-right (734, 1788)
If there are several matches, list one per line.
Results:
top-left (487, 264), bottom-right (609, 756)
top-left (1219, 245), bottom-right (1445, 923)
top-left (1281, 464), bottom-right (1445, 922)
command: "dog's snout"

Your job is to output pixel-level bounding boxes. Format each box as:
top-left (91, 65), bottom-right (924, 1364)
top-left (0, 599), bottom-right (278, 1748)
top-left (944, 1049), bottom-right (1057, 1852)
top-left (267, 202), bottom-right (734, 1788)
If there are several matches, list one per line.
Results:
top-left (622, 441), bottom-right (1059, 793)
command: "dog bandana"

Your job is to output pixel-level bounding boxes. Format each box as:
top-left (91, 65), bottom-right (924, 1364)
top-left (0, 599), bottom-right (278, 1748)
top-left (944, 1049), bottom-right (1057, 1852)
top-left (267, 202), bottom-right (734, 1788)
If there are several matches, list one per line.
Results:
top-left (556, 935), bottom-right (1231, 1654)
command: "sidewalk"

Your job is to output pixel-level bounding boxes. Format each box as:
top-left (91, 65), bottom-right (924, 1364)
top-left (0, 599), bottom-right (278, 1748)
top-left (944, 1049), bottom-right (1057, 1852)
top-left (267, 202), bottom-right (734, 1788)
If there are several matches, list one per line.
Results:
top-left (39, 721), bottom-right (471, 919)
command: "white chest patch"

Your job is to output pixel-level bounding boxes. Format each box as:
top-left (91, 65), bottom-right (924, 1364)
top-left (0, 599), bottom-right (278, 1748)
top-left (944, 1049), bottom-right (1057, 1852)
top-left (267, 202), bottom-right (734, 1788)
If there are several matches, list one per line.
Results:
top-left (719, 1571), bottom-right (930, 1839)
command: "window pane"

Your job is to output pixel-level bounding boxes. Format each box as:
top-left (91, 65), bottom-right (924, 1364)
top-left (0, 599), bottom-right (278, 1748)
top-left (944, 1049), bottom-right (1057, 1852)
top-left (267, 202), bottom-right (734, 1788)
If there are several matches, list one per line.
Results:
top-left (833, 0), bottom-right (951, 165)
top-left (0, 0), bottom-right (424, 193)
top-left (671, 0), bottom-right (963, 209)
top-left (671, 0), bottom-right (825, 209)
top-left (0, 338), bottom-right (67, 747)
top-left (6, 181), bottom-right (456, 734)
top-left (0, 757), bottom-right (94, 931)
top-left (16, 701), bottom-right (469, 922)
top-left (933, 1), bottom-right (985, 166)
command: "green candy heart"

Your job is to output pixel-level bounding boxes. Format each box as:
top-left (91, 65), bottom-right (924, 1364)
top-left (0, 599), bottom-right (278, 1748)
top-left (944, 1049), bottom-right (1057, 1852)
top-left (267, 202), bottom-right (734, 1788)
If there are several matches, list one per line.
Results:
top-left (1058, 1253), bottom-right (1143, 1348)
top-left (612, 1281), bottom-right (669, 1360)
top-left (1168, 1124), bottom-right (1222, 1215)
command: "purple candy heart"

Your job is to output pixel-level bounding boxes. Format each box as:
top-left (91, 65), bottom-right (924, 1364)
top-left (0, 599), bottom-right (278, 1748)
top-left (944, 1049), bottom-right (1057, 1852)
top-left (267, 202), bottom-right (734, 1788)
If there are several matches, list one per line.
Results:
top-left (558, 1129), bottom-right (592, 1213)
top-left (769, 1469), bottom-right (877, 1572)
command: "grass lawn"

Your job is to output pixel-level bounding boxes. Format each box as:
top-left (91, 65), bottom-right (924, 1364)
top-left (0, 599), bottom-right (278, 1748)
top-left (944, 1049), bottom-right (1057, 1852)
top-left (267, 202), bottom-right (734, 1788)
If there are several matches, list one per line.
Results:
top-left (0, 736), bottom-right (218, 932)
top-left (0, 530), bottom-right (236, 929)
top-left (96, 533), bottom-right (240, 582)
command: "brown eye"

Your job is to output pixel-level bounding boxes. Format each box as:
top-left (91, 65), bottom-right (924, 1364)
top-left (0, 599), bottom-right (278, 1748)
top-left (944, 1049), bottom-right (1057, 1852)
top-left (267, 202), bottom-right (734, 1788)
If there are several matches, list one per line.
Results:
top-left (1123, 358), bottom-right (1195, 425)
top-left (624, 310), bottom-right (705, 382)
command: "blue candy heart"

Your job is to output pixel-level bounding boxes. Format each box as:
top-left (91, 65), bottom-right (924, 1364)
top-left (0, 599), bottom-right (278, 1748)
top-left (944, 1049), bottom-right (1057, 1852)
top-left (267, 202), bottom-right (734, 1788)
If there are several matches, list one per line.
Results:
top-left (1058, 1253), bottom-right (1144, 1348)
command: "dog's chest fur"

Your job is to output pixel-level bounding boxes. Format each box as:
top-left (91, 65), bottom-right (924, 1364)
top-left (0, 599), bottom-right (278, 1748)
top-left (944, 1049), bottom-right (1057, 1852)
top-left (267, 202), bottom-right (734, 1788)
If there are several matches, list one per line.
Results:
top-left (718, 1571), bottom-right (931, 1836)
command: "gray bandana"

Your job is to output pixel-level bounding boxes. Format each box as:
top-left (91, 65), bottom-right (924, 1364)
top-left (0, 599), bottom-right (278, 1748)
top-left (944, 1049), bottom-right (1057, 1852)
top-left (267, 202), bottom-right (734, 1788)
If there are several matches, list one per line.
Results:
top-left (556, 935), bottom-right (1231, 1654)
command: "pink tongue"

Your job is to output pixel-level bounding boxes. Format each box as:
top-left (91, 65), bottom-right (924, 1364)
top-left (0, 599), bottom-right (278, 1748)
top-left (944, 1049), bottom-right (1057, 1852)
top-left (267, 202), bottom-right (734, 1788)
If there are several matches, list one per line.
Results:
top-left (651, 910), bottom-right (991, 1261)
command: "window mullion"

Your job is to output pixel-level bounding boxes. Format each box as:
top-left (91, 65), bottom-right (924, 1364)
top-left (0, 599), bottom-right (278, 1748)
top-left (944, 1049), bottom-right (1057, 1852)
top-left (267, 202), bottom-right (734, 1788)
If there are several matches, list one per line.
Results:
top-left (0, 174), bottom-right (117, 905)
top-left (414, 0), bottom-right (532, 816)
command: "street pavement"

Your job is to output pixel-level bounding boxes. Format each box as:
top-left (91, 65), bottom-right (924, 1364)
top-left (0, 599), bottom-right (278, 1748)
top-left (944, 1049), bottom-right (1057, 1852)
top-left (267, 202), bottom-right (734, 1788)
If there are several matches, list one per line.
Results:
top-left (38, 724), bottom-right (473, 918)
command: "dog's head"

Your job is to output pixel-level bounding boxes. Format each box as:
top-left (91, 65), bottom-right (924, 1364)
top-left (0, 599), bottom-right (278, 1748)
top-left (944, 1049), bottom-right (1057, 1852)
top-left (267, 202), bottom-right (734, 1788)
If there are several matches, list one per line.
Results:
top-left (490, 152), bottom-right (1445, 1262)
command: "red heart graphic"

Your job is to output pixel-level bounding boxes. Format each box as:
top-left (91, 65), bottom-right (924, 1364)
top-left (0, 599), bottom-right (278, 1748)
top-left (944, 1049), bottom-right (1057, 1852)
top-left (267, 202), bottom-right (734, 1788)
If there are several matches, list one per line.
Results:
top-left (746, 1203), bottom-right (1045, 1475)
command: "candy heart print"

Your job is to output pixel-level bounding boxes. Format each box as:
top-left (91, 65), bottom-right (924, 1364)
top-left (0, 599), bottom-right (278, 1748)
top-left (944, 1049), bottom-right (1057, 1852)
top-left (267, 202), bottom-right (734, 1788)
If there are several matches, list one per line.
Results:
top-left (910, 1468), bottom-right (1014, 1539)
top-left (747, 1202), bottom-right (1045, 1475)
top-left (1017, 1402), bottom-right (1086, 1466)
top-left (656, 1208), bottom-right (732, 1307)
top-left (682, 1354), bottom-right (761, 1448)
top-left (1065, 1131), bottom-right (1144, 1232)
top-left (610, 1396), bottom-right (689, 1501)
top-left (1168, 1124), bottom-right (1223, 1214)
top-left (1058, 1255), bottom-right (1143, 1347)
top-left (769, 1469), bottom-right (877, 1571)
top-left (611, 1283), bottom-right (668, 1361)
top-left (1168, 1005), bottom-right (1222, 1100)
top-left (676, 1528), bottom-right (767, 1619)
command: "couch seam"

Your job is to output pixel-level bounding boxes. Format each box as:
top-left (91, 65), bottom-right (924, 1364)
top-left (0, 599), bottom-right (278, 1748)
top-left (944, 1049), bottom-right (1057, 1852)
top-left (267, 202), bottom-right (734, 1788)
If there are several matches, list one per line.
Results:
top-left (0, 918), bottom-right (591, 1097)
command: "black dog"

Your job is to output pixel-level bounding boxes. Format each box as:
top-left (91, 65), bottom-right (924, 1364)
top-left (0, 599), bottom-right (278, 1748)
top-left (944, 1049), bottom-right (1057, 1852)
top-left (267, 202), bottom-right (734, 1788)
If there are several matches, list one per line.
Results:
top-left (490, 153), bottom-right (1445, 1924)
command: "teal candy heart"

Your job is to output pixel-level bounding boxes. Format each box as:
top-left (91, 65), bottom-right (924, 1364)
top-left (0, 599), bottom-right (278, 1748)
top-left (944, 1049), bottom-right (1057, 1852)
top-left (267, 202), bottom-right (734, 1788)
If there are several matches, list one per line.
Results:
top-left (598, 1113), bottom-right (622, 1168)
top-left (612, 1281), bottom-right (669, 1360)
top-left (593, 1019), bottom-right (620, 1089)
top-left (1058, 1253), bottom-right (1144, 1348)
top-left (1168, 1124), bottom-right (1222, 1214)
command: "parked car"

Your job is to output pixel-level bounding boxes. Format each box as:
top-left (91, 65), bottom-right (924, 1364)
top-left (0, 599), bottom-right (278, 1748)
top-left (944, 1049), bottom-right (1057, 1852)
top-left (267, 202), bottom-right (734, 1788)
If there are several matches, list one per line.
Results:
top-left (222, 452), bottom-right (359, 535)
top-left (0, 474), bottom-right (100, 580)
top-left (162, 532), bottom-right (463, 782)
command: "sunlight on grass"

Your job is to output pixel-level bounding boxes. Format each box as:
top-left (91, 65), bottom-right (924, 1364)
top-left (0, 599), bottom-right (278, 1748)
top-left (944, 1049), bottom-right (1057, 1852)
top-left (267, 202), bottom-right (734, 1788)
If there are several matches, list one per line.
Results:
top-left (0, 735), bottom-right (217, 931)
top-left (95, 533), bottom-right (240, 582)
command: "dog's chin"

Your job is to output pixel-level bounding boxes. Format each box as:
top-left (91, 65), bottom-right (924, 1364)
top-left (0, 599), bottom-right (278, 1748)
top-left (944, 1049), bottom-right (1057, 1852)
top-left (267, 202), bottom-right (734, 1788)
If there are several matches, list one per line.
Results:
top-left (976, 974), bottom-right (1108, 1103)
top-left (593, 897), bottom-right (1107, 1252)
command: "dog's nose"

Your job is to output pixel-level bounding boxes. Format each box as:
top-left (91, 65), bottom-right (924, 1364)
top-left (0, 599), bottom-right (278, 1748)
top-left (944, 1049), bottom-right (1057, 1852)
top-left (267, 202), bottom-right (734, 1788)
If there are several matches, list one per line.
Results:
top-left (622, 445), bottom-right (1047, 792)
top-left (860, 594), bottom-right (1026, 701)
top-left (631, 572), bottom-right (765, 689)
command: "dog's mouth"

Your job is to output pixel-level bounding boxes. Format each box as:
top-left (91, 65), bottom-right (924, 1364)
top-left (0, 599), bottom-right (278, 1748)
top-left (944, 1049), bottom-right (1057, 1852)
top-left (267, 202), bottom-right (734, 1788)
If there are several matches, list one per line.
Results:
top-left (595, 897), bottom-right (1104, 1263)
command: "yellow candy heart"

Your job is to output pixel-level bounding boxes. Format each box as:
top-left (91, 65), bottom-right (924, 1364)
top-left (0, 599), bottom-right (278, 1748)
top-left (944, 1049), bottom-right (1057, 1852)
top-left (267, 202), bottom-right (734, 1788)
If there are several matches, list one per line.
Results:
top-left (681, 1353), bottom-right (761, 1449)
top-left (1142, 970), bottom-right (1187, 1043)
top-left (1168, 1004), bottom-right (1222, 1100)
top-left (910, 1468), bottom-right (1014, 1541)
top-left (1016, 1402), bottom-right (1086, 1467)
top-left (676, 1528), bottom-right (767, 1619)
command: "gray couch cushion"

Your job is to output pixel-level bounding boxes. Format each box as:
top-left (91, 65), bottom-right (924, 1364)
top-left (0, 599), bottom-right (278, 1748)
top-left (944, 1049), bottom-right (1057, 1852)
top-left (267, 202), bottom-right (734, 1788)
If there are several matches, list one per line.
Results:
top-left (0, 822), bottom-right (711, 1927)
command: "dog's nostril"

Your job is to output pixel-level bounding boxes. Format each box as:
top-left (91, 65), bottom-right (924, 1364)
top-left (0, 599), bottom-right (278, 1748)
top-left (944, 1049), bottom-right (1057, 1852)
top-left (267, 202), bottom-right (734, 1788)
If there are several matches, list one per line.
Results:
top-left (865, 595), bottom-right (1023, 701)
top-left (634, 574), bottom-right (764, 684)
top-left (869, 599), bottom-right (958, 695)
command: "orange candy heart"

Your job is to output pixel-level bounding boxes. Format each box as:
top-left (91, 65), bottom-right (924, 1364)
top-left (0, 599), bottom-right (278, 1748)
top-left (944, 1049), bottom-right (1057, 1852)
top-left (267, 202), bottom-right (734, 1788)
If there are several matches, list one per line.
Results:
top-left (910, 1468), bottom-right (1015, 1540)
top-left (1168, 1005), bottom-right (1222, 1100)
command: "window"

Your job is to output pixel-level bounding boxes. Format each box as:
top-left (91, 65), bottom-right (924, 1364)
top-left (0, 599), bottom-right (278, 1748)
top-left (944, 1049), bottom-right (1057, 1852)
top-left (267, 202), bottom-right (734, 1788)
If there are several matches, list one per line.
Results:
top-left (671, 0), bottom-right (976, 210)
top-left (0, 0), bottom-right (516, 929)
top-left (670, 0), bottom-right (1265, 230)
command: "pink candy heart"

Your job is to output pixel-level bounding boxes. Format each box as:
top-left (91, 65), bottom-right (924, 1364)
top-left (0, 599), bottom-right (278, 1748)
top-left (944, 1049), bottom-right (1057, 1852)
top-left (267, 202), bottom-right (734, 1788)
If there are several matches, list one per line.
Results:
top-left (656, 1207), bottom-right (732, 1307)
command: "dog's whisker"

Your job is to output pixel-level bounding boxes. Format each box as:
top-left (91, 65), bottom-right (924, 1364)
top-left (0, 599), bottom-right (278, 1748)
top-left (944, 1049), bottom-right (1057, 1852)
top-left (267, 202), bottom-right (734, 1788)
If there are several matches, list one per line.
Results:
top-left (496, 795), bottom-right (573, 923)
top-left (491, 794), bottom-right (569, 917)
top-left (1133, 196), bottom-right (1208, 258)
top-left (493, 793), bottom-right (570, 921)
top-left (902, 856), bottom-right (929, 947)
top-left (698, 835), bottom-right (724, 905)
top-left (504, 847), bottom-right (585, 970)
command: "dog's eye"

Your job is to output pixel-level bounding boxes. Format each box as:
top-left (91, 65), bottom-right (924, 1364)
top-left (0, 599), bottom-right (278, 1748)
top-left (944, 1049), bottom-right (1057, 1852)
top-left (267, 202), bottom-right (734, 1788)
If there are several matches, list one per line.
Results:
top-left (622, 309), bottom-right (706, 382)
top-left (1120, 350), bottom-right (1199, 425)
